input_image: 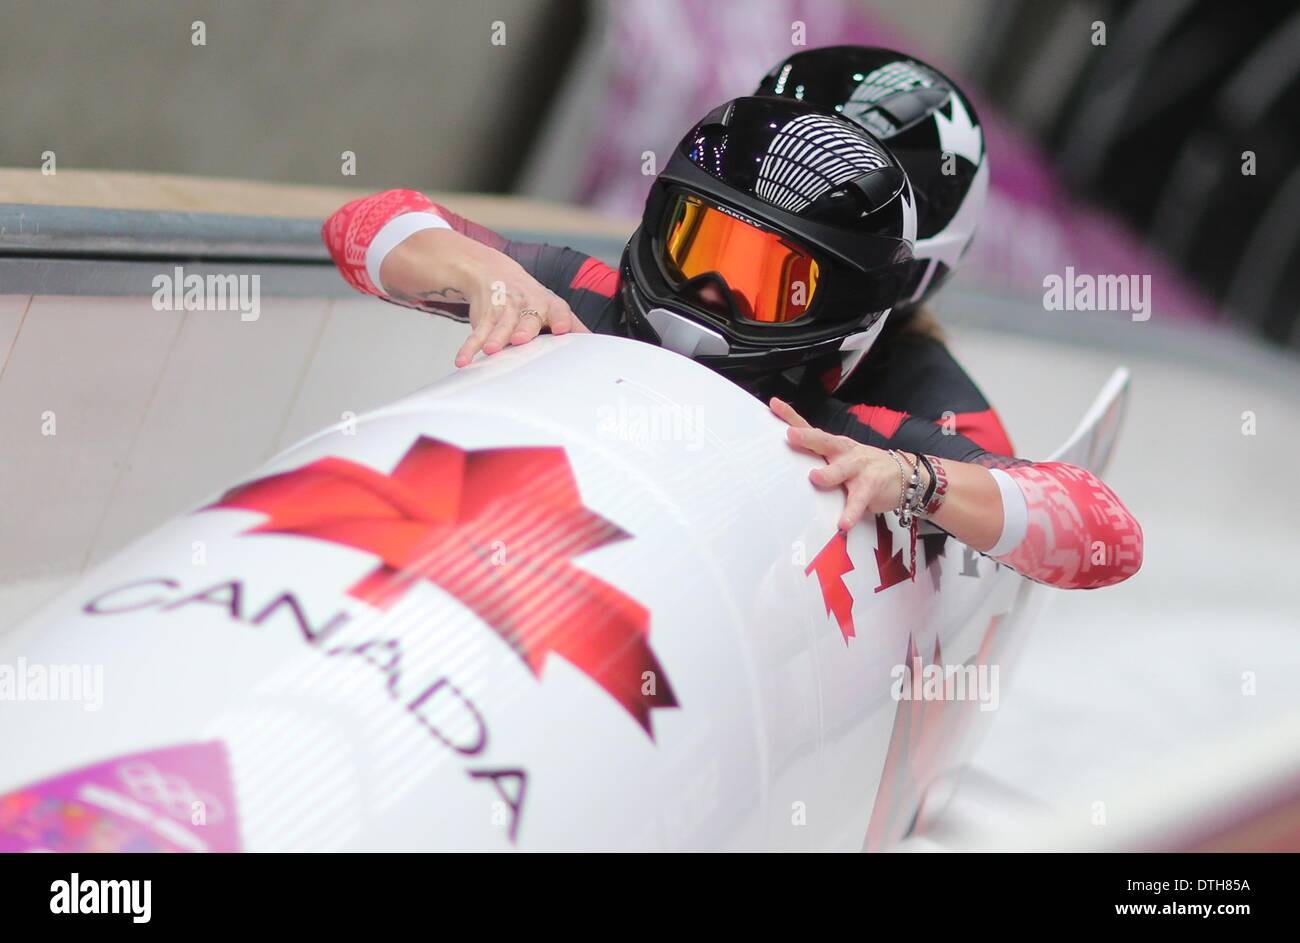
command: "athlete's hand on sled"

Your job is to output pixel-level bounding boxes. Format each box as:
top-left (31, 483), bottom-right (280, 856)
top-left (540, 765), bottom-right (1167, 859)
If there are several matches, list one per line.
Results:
top-left (452, 245), bottom-right (589, 367)
top-left (380, 228), bottom-right (588, 368)
top-left (769, 397), bottom-right (906, 531)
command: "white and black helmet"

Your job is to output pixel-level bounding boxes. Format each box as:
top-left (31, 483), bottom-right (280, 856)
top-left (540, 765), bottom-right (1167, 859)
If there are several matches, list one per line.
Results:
top-left (757, 46), bottom-right (988, 310)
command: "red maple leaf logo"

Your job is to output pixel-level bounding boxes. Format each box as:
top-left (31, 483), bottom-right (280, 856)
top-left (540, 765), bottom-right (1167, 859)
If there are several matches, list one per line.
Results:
top-left (206, 436), bottom-right (678, 737)
top-left (805, 531), bottom-right (856, 642)
top-left (873, 515), bottom-right (914, 593)
top-left (806, 516), bottom-right (919, 642)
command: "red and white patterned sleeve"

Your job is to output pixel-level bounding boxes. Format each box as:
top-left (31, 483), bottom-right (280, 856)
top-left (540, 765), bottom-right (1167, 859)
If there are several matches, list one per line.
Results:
top-left (322, 187), bottom-right (444, 293)
top-left (321, 189), bottom-right (622, 333)
top-left (988, 462), bottom-right (1143, 590)
top-left (321, 189), bottom-right (459, 297)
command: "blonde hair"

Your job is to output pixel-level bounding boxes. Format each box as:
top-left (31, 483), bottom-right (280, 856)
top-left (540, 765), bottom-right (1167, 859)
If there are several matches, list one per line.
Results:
top-left (894, 304), bottom-right (945, 343)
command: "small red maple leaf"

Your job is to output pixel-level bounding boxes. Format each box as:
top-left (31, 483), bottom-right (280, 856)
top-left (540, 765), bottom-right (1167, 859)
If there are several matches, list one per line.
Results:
top-left (207, 436), bottom-right (678, 737)
top-left (874, 515), bottom-right (913, 593)
top-left (806, 531), bottom-right (856, 642)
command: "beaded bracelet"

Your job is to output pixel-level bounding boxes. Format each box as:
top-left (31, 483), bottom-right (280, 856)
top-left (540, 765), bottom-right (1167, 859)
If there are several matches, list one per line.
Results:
top-left (886, 449), bottom-right (909, 516)
top-left (889, 450), bottom-right (923, 527)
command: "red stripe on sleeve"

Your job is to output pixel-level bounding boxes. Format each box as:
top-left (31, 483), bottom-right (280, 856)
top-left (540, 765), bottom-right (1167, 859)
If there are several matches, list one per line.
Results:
top-left (571, 257), bottom-right (620, 298)
top-left (942, 409), bottom-right (1015, 456)
top-left (847, 404), bottom-right (909, 439)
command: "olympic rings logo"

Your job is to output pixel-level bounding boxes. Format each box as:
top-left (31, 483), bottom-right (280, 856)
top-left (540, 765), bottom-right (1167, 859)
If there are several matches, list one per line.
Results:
top-left (116, 761), bottom-right (226, 825)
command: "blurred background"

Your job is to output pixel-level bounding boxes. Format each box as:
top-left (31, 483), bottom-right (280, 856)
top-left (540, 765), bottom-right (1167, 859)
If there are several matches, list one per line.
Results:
top-left (2, 0), bottom-right (1299, 847)
top-left (5, 0), bottom-right (1300, 341)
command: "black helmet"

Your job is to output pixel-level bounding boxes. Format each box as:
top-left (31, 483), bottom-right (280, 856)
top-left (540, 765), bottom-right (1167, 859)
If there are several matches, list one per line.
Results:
top-left (757, 46), bottom-right (988, 310)
top-left (620, 96), bottom-right (917, 383)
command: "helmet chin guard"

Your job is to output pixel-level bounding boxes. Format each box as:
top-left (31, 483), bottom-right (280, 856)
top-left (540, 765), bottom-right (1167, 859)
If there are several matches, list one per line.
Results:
top-left (643, 307), bottom-right (729, 359)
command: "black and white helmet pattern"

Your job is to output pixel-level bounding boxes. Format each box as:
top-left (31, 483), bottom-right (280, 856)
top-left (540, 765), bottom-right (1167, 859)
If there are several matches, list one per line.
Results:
top-left (757, 46), bottom-right (989, 310)
top-left (756, 113), bottom-right (891, 213)
top-left (845, 61), bottom-right (936, 134)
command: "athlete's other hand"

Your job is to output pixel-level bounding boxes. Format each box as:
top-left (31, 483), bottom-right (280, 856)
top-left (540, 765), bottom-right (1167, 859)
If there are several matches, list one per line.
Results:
top-left (769, 397), bottom-right (903, 531)
top-left (380, 228), bottom-right (588, 368)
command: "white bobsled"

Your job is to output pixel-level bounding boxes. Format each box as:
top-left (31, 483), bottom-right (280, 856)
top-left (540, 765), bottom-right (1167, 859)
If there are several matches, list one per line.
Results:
top-left (0, 334), bottom-right (1128, 851)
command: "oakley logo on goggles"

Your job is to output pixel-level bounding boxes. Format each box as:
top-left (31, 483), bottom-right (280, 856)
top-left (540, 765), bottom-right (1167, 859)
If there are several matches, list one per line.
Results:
top-left (662, 193), bottom-right (820, 324)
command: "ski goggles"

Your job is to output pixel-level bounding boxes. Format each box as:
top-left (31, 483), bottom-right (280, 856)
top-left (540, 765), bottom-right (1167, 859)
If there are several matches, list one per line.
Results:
top-left (661, 193), bottom-right (820, 324)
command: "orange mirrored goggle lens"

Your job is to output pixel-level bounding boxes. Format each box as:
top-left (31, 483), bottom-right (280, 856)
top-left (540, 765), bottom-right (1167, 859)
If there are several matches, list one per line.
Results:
top-left (662, 195), bottom-right (819, 324)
